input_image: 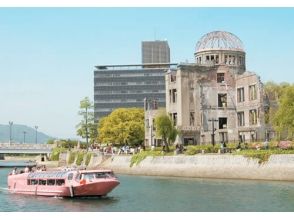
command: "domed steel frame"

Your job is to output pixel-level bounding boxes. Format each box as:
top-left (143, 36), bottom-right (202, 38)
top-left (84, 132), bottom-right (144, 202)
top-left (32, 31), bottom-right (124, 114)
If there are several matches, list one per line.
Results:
top-left (196, 31), bottom-right (244, 53)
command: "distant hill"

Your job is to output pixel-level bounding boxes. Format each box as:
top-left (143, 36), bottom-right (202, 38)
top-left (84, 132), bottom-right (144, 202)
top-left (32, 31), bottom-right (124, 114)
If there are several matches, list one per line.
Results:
top-left (0, 124), bottom-right (55, 144)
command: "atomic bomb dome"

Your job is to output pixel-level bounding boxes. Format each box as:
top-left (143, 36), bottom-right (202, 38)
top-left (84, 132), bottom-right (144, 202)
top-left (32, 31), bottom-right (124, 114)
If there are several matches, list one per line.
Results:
top-left (195, 31), bottom-right (244, 53)
top-left (194, 31), bottom-right (246, 69)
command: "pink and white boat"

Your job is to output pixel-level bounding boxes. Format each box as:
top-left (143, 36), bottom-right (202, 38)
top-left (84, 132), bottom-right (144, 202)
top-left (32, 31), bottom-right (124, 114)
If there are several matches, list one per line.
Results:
top-left (7, 169), bottom-right (120, 197)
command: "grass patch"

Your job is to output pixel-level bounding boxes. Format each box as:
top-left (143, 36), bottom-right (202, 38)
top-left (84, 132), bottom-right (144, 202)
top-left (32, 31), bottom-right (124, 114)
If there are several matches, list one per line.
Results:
top-left (233, 149), bottom-right (294, 164)
top-left (185, 145), bottom-right (219, 155)
top-left (50, 147), bottom-right (67, 161)
top-left (68, 151), bottom-right (77, 165)
top-left (130, 150), bottom-right (164, 167)
top-left (85, 153), bottom-right (93, 166)
top-left (76, 151), bottom-right (85, 166)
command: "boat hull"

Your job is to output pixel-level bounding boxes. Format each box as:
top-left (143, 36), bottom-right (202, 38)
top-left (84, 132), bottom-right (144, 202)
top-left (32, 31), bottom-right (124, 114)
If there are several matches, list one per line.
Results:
top-left (7, 169), bottom-right (120, 197)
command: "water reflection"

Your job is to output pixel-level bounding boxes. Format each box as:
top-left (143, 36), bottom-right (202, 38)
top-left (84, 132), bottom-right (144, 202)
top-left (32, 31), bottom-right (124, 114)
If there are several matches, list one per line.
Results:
top-left (6, 193), bottom-right (120, 212)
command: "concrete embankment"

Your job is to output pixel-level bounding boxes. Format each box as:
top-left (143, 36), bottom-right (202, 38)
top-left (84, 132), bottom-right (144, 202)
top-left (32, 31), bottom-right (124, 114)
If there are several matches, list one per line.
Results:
top-left (94, 154), bottom-right (294, 181)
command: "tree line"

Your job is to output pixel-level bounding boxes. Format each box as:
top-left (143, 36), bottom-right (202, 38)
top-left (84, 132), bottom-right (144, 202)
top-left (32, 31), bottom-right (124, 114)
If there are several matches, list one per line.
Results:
top-left (264, 82), bottom-right (294, 140)
top-left (73, 82), bottom-right (294, 148)
top-left (75, 97), bottom-right (177, 148)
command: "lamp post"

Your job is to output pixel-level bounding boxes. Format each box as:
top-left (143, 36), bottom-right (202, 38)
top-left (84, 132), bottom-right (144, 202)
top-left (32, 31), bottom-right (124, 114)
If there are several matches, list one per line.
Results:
top-left (208, 118), bottom-right (218, 146)
top-left (23, 131), bottom-right (27, 144)
top-left (35, 126), bottom-right (38, 144)
top-left (9, 121), bottom-right (13, 145)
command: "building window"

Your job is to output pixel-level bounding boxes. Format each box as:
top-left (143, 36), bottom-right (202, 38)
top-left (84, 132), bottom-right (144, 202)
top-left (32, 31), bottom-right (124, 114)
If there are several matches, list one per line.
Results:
top-left (215, 55), bottom-right (219, 64)
top-left (237, 112), bottom-right (245, 126)
top-left (172, 89), bottom-right (177, 103)
top-left (237, 87), bottom-right (245, 102)
top-left (225, 55), bottom-right (228, 64)
top-left (218, 93), bottom-right (227, 107)
top-left (172, 113), bottom-right (177, 126)
top-left (249, 85), bottom-right (257, 100)
top-left (239, 132), bottom-right (245, 143)
top-left (219, 117), bottom-right (227, 129)
top-left (217, 73), bottom-right (225, 83)
top-left (249, 109), bottom-right (258, 125)
top-left (170, 74), bottom-right (176, 82)
top-left (190, 112), bottom-right (195, 126)
top-left (219, 132), bottom-right (228, 143)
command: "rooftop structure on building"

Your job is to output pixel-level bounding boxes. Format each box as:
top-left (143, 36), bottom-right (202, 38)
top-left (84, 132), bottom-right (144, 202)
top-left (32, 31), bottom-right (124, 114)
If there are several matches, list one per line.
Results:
top-left (142, 40), bottom-right (170, 65)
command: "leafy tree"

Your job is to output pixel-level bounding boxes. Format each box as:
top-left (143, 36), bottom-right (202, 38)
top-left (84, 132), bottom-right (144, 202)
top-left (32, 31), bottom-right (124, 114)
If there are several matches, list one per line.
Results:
top-left (154, 113), bottom-right (178, 152)
top-left (98, 108), bottom-right (144, 146)
top-left (47, 139), bottom-right (55, 144)
top-left (57, 139), bottom-right (78, 149)
top-left (76, 97), bottom-right (97, 148)
top-left (272, 85), bottom-right (294, 140)
top-left (264, 81), bottom-right (291, 101)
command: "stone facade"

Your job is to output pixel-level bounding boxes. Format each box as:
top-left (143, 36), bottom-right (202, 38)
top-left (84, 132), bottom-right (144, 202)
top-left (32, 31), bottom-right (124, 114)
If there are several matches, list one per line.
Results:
top-left (144, 98), bottom-right (164, 147)
top-left (144, 31), bottom-right (271, 146)
top-left (166, 64), bottom-right (270, 145)
top-left (164, 31), bottom-right (270, 145)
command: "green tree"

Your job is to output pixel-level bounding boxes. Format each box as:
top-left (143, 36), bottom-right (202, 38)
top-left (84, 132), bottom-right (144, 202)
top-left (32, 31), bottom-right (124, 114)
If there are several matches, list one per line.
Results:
top-left (98, 108), bottom-right (144, 146)
top-left (272, 85), bottom-right (294, 140)
top-left (57, 139), bottom-right (78, 149)
top-left (47, 139), bottom-right (55, 144)
top-left (154, 113), bottom-right (178, 152)
top-left (76, 97), bottom-right (96, 148)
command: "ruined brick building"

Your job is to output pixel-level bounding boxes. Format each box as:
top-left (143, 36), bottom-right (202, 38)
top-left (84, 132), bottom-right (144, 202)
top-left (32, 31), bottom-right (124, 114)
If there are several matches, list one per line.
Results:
top-left (145, 31), bottom-right (271, 146)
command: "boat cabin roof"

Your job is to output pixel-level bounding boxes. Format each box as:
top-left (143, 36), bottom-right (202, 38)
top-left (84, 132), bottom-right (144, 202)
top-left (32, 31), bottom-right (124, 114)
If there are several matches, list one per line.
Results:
top-left (28, 171), bottom-right (69, 179)
top-left (27, 169), bottom-right (114, 179)
top-left (80, 170), bottom-right (113, 174)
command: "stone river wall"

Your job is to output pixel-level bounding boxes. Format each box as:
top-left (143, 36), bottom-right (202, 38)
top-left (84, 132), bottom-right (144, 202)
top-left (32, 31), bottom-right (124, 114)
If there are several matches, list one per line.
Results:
top-left (89, 154), bottom-right (294, 181)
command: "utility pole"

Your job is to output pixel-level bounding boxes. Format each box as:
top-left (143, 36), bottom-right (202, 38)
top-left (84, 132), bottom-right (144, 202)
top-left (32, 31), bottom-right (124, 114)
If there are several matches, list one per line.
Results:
top-left (208, 118), bottom-right (218, 146)
top-left (35, 126), bottom-right (38, 144)
top-left (9, 121), bottom-right (13, 146)
top-left (23, 131), bottom-right (27, 144)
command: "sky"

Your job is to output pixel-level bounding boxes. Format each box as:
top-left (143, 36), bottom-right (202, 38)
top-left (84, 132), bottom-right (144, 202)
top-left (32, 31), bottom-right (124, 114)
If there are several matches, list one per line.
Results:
top-left (0, 7), bottom-right (293, 139)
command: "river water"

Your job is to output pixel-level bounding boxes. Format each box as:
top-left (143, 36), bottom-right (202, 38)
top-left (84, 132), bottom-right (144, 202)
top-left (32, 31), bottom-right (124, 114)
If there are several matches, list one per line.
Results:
top-left (1, 167), bottom-right (294, 212)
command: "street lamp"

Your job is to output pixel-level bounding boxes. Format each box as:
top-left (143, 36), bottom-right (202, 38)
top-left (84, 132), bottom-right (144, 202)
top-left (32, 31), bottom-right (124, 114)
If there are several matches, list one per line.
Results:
top-left (208, 118), bottom-right (218, 146)
top-left (23, 131), bottom-right (27, 144)
top-left (35, 126), bottom-right (38, 144)
top-left (9, 121), bottom-right (13, 145)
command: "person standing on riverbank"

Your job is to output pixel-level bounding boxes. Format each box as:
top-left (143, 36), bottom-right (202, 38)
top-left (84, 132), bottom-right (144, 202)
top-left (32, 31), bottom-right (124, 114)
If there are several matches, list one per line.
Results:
top-left (12, 167), bottom-right (17, 175)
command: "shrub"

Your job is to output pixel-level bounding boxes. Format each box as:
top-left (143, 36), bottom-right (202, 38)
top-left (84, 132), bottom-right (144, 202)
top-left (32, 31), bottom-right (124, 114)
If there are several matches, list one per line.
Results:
top-left (68, 151), bottom-right (77, 164)
top-left (185, 145), bottom-right (218, 155)
top-left (234, 149), bottom-right (294, 164)
top-left (85, 153), bottom-right (93, 166)
top-left (76, 151), bottom-right (85, 166)
top-left (130, 150), bottom-right (162, 167)
top-left (50, 147), bottom-right (67, 161)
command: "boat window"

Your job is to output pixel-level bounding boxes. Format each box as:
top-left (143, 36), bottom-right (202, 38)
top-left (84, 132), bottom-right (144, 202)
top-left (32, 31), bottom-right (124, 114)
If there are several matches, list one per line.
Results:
top-left (84, 173), bottom-right (94, 180)
top-left (75, 174), bottom-right (81, 180)
top-left (39, 179), bottom-right (46, 185)
top-left (95, 172), bottom-right (107, 178)
top-left (27, 180), bottom-right (31, 185)
top-left (31, 179), bottom-right (38, 185)
top-left (47, 179), bottom-right (56, 186)
top-left (68, 173), bottom-right (73, 180)
top-left (56, 179), bottom-right (65, 186)
top-left (106, 172), bottom-right (115, 177)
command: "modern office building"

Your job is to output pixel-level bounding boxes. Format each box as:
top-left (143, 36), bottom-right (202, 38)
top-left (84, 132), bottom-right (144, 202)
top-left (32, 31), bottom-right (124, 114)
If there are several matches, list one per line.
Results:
top-left (142, 41), bottom-right (170, 64)
top-left (94, 63), bottom-right (177, 121)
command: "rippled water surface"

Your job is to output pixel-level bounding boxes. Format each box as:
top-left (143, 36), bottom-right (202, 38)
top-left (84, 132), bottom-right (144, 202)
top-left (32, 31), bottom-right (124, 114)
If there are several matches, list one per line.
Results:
top-left (1, 167), bottom-right (294, 211)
